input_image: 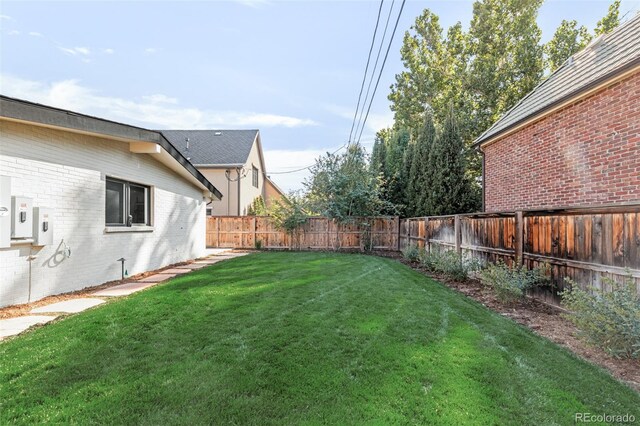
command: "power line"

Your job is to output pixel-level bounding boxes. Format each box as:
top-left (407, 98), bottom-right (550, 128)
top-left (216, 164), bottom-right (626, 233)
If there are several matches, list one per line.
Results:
top-left (348, 0), bottom-right (385, 144)
top-left (268, 143), bottom-right (348, 175)
top-left (352, 0), bottom-right (396, 144)
top-left (356, 0), bottom-right (406, 145)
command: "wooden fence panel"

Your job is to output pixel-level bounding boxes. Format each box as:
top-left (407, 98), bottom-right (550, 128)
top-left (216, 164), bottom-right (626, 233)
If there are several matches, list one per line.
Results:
top-left (398, 205), bottom-right (640, 304)
top-left (208, 216), bottom-right (399, 251)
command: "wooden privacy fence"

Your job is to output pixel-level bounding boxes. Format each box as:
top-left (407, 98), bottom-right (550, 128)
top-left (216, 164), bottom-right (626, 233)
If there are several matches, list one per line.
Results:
top-left (399, 204), bottom-right (640, 303)
top-left (207, 216), bottom-right (399, 251)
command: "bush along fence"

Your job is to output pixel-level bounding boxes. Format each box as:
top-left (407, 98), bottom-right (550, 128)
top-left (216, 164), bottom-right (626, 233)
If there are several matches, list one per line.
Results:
top-left (399, 204), bottom-right (640, 304)
top-left (206, 216), bottom-right (400, 251)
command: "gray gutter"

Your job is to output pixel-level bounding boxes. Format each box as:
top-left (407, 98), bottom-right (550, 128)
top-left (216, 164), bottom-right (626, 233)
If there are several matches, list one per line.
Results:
top-left (0, 95), bottom-right (223, 200)
top-left (472, 56), bottom-right (640, 149)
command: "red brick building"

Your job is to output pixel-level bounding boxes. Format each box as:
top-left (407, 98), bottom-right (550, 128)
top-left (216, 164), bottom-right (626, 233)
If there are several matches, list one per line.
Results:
top-left (474, 14), bottom-right (640, 212)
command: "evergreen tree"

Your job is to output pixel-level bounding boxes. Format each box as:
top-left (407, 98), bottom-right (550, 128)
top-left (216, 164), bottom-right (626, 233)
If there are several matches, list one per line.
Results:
top-left (400, 140), bottom-right (416, 217)
top-left (595, 0), bottom-right (621, 36)
top-left (408, 114), bottom-right (436, 216)
top-left (429, 107), bottom-right (479, 215)
top-left (384, 128), bottom-right (411, 212)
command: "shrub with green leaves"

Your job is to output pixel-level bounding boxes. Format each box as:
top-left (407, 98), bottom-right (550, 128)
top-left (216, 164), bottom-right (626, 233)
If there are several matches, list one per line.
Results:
top-left (479, 260), bottom-right (549, 304)
top-left (420, 249), bottom-right (478, 281)
top-left (561, 275), bottom-right (640, 359)
top-left (402, 245), bottom-right (421, 262)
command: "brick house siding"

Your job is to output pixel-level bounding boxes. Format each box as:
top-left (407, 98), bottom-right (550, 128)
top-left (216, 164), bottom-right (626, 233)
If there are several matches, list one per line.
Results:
top-left (482, 71), bottom-right (640, 212)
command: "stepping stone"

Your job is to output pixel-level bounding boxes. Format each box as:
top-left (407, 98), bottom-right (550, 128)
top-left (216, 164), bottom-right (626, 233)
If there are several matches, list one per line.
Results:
top-left (136, 273), bottom-right (177, 283)
top-left (162, 268), bottom-right (191, 274)
top-left (176, 264), bottom-right (208, 270)
top-left (92, 281), bottom-right (157, 297)
top-left (193, 259), bottom-right (221, 265)
top-left (0, 315), bottom-right (58, 339)
top-left (31, 298), bottom-right (105, 314)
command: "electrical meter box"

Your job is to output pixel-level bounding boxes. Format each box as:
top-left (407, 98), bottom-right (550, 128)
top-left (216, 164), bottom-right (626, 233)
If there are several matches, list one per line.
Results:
top-left (11, 196), bottom-right (33, 239)
top-left (0, 176), bottom-right (10, 248)
top-left (33, 207), bottom-right (54, 246)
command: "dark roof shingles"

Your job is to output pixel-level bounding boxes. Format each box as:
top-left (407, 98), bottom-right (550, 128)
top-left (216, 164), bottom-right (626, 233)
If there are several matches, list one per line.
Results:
top-left (161, 130), bottom-right (258, 166)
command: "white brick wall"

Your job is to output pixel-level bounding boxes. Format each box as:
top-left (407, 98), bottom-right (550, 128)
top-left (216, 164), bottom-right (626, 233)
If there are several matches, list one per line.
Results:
top-left (0, 120), bottom-right (207, 307)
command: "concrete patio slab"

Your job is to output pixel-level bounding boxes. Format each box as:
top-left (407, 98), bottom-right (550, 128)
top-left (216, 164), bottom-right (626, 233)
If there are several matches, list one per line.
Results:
top-left (31, 298), bottom-right (105, 314)
top-left (137, 273), bottom-right (178, 283)
top-left (92, 281), bottom-right (157, 297)
top-left (0, 315), bottom-right (58, 339)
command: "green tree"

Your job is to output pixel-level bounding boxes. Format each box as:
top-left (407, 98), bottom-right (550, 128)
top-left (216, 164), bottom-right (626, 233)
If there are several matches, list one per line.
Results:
top-left (467, 0), bottom-right (544, 141)
top-left (305, 144), bottom-right (395, 221)
top-left (408, 114), bottom-right (437, 216)
top-left (595, 0), bottom-right (621, 36)
top-left (268, 192), bottom-right (309, 250)
top-left (545, 20), bottom-right (592, 72)
top-left (429, 108), bottom-right (480, 215)
top-left (383, 128), bottom-right (411, 213)
top-left (388, 10), bottom-right (446, 137)
top-left (247, 195), bottom-right (267, 216)
top-left (400, 140), bottom-right (416, 217)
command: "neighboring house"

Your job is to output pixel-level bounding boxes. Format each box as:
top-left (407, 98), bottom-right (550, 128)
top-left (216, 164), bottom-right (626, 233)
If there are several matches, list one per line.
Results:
top-left (162, 130), bottom-right (280, 216)
top-left (0, 96), bottom-right (223, 307)
top-left (264, 176), bottom-right (286, 209)
top-left (474, 13), bottom-right (640, 212)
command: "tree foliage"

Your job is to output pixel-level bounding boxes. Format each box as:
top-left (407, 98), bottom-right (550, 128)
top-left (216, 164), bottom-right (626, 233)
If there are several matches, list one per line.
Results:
top-left (545, 20), bottom-right (592, 72)
top-left (247, 195), bottom-right (267, 216)
top-left (268, 192), bottom-right (309, 249)
top-left (305, 143), bottom-right (395, 221)
top-left (428, 108), bottom-right (481, 215)
top-left (595, 0), bottom-right (621, 36)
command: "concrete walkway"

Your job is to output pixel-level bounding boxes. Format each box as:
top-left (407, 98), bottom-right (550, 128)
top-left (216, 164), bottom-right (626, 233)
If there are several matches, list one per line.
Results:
top-left (0, 250), bottom-right (249, 341)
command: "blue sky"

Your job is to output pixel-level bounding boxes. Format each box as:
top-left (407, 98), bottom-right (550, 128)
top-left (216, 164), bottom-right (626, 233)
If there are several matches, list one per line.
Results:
top-left (1, 0), bottom-right (638, 191)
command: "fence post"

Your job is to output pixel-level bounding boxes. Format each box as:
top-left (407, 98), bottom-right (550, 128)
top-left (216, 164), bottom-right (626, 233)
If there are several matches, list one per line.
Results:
top-left (515, 211), bottom-right (524, 265)
top-left (455, 215), bottom-right (462, 256)
top-left (216, 216), bottom-right (220, 247)
top-left (396, 217), bottom-right (401, 251)
top-left (253, 216), bottom-right (257, 249)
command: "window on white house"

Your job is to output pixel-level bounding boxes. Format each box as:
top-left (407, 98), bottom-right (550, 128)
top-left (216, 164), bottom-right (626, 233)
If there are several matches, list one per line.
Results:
top-left (252, 166), bottom-right (259, 188)
top-left (106, 177), bottom-right (151, 226)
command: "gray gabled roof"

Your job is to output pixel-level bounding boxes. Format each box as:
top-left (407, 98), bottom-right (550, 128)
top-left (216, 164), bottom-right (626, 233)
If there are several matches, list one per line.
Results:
top-left (160, 130), bottom-right (259, 167)
top-left (475, 12), bottom-right (640, 147)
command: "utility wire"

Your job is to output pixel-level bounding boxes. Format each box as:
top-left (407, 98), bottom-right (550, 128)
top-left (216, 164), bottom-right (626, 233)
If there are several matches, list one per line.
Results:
top-left (352, 0), bottom-right (395, 144)
top-left (268, 143), bottom-right (348, 175)
top-left (356, 0), bottom-right (406, 145)
top-left (347, 0), bottom-right (385, 144)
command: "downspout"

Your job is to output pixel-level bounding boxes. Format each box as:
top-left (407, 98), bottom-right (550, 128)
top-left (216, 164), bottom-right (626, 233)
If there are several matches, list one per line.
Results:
top-left (481, 149), bottom-right (486, 213)
top-left (236, 167), bottom-right (241, 216)
top-left (226, 169), bottom-right (231, 216)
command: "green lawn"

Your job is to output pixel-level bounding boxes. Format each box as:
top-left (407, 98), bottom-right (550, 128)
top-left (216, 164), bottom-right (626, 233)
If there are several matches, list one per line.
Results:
top-left (1, 252), bottom-right (638, 424)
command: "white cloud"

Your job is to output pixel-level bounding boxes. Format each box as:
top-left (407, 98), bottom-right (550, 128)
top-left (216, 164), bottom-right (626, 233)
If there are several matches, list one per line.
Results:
top-left (142, 94), bottom-right (179, 104)
top-left (58, 46), bottom-right (91, 56)
top-left (1, 74), bottom-right (319, 133)
top-left (144, 47), bottom-right (159, 54)
top-left (28, 31), bottom-right (42, 37)
top-left (103, 48), bottom-right (115, 54)
top-left (0, 15), bottom-right (12, 20)
top-left (8, 30), bottom-right (20, 36)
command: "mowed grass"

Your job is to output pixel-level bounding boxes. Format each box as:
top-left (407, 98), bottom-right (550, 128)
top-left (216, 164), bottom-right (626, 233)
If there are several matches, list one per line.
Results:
top-left (1, 253), bottom-right (638, 425)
